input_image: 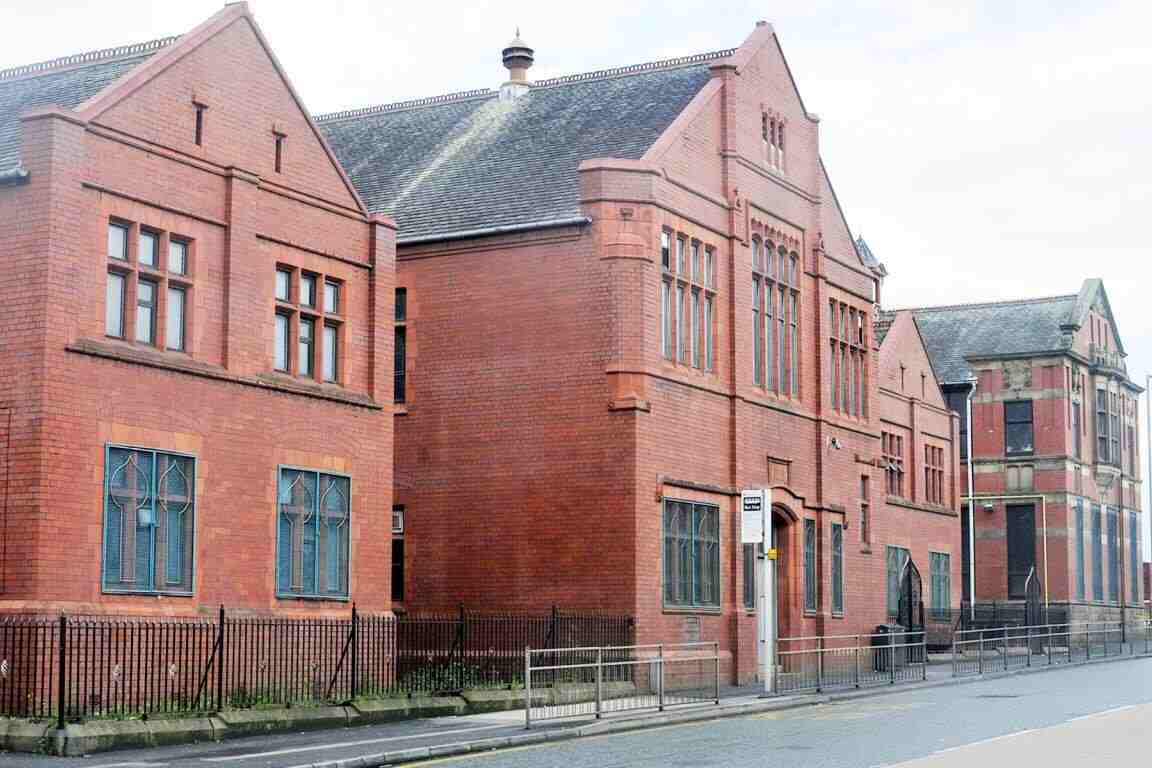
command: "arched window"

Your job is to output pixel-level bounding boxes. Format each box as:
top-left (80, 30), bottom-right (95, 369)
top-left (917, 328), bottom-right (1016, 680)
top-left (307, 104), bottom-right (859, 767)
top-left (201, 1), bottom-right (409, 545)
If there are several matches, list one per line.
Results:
top-left (320, 475), bottom-right (350, 595)
top-left (776, 121), bottom-right (786, 171)
top-left (762, 113), bottom-right (786, 171)
top-left (752, 237), bottom-right (763, 384)
top-left (751, 239), bottom-right (800, 396)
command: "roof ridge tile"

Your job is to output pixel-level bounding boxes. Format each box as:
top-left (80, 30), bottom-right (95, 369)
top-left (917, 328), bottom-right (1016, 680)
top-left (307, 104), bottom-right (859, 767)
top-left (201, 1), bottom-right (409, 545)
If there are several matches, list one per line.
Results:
top-left (0, 36), bottom-right (179, 83)
top-left (533, 48), bottom-right (735, 88)
top-left (313, 47), bottom-right (733, 125)
top-left (314, 88), bottom-right (495, 123)
top-left (892, 293), bottom-right (1078, 314)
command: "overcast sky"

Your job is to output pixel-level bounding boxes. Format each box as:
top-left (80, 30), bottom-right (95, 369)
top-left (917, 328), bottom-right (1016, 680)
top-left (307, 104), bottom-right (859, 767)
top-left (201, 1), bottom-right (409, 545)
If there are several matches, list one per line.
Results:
top-left (6, 1), bottom-right (1150, 554)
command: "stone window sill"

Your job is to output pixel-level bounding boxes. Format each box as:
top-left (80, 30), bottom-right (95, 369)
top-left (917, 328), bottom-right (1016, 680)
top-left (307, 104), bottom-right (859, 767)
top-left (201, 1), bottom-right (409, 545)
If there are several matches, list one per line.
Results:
top-left (68, 338), bottom-right (382, 410)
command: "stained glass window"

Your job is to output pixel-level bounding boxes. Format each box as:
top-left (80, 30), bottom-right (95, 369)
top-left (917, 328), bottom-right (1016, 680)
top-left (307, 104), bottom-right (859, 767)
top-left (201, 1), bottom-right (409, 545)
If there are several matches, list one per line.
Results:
top-left (277, 468), bottom-right (350, 598)
top-left (831, 523), bottom-right (844, 615)
top-left (663, 500), bottom-right (720, 608)
top-left (103, 446), bottom-right (195, 594)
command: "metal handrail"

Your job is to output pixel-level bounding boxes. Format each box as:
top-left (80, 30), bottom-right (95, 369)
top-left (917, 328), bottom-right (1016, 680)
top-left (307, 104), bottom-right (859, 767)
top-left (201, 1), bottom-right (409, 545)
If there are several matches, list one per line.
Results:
top-left (780, 630), bottom-right (924, 642)
top-left (528, 641), bottom-right (715, 656)
top-left (953, 621), bottom-right (1120, 637)
top-left (777, 639), bottom-right (924, 654)
top-left (525, 641), bottom-right (721, 727)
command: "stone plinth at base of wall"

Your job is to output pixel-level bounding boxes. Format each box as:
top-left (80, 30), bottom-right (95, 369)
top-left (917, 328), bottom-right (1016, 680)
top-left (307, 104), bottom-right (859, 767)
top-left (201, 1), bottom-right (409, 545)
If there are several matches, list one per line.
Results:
top-left (0, 685), bottom-right (616, 756)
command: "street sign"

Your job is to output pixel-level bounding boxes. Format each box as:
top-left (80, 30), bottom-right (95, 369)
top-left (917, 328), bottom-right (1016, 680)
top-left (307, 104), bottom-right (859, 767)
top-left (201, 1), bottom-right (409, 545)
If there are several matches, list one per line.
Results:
top-left (741, 487), bottom-right (775, 696)
top-left (741, 489), bottom-right (766, 544)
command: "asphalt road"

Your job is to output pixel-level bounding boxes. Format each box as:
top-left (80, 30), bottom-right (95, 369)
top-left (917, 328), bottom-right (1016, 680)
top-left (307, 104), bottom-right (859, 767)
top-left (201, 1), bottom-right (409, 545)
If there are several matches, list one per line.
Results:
top-left (2, 658), bottom-right (1149, 767)
top-left (413, 657), bottom-right (1152, 768)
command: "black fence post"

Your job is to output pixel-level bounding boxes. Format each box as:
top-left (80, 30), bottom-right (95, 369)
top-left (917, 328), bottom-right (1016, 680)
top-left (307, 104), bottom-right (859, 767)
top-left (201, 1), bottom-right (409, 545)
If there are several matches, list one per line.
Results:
top-left (56, 614), bottom-right (66, 731)
top-left (350, 603), bottom-right (359, 701)
top-left (456, 603), bottom-right (466, 689)
top-left (215, 605), bottom-right (225, 713)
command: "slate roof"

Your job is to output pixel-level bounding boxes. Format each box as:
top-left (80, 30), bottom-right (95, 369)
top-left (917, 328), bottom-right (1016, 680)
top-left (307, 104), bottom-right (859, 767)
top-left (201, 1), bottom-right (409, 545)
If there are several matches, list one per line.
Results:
top-left (855, 236), bottom-right (885, 276)
top-left (317, 51), bottom-right (731, 243)
top-left (0, 38), bottom-right (177, 175)
top-left (874, 311), bottom-right (895, 345)
top-left (907, 295), bottom-right (1079, 385)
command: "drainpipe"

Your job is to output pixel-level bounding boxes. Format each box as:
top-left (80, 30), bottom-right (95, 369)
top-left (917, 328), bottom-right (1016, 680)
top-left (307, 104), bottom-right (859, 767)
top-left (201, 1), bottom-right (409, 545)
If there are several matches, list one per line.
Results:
top-left (965, 376), bottom-right (978, 622)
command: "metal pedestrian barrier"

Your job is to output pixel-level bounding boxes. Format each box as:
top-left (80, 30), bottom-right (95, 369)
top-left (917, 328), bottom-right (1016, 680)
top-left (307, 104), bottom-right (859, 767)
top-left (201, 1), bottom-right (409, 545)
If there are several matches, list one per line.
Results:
top-left (952, 620), bottom-right (1152, 677)
top-left (524, 642), bottom-right (720, 726)
top-left (775, 630), bottom-right (927, 694)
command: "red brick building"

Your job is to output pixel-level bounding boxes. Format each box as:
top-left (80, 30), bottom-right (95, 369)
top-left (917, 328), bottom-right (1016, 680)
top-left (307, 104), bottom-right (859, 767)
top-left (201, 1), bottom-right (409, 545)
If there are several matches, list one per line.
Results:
top-left (0, 4), bottom-right (395, 616)
top-left (911, 281), bottom-right (1144, 623)
top-left (319, 23), bottom-right (961, 681)
top-left (874, 311), bottom-right (964, 628)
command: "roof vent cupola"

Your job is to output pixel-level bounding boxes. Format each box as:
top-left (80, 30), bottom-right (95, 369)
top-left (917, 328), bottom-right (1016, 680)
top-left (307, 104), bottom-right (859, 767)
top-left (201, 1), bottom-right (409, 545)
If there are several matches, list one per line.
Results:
top-left (500, 29), bottom-right (534, 101)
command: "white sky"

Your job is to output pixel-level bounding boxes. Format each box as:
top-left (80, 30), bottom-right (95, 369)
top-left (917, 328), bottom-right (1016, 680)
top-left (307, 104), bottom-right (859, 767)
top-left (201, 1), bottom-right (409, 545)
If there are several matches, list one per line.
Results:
top-left (5, 1), bottom-right (1151, 557)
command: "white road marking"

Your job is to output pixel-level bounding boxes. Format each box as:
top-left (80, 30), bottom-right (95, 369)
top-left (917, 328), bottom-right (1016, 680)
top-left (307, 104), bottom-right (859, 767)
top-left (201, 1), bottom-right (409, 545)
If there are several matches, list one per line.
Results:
top-left (1066, 704), bottom-right (1137, 723)
top-left (198, 722), bottom-right (511, 762)
top-left (931, 728), bottom-right (1036, 755)
top-left (91, 763), bottom-right (169, 768)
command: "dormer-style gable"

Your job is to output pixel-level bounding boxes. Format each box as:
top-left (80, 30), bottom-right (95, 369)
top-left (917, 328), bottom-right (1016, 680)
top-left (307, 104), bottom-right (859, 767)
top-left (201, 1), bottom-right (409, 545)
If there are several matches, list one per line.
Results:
top-left (643, 21), bottom-right (821, 200)
top-left (75, 3), bottom-right (365, 214)
top-left (1065, 278), bottom-right (1127, 366)
top-left (640, 21), bottom-right (874, 290)
top-left (877, 311), bottom-right (946, 408)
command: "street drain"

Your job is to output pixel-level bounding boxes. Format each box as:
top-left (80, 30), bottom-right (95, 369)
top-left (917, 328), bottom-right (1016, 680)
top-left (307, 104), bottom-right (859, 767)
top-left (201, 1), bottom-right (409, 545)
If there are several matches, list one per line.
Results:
top-left (975, 694), bottom-right (1022, 699)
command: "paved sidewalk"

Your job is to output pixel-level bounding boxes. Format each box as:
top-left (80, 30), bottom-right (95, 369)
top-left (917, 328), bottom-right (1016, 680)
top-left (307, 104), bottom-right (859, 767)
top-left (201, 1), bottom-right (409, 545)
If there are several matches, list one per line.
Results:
top-left (2, 653), bottom-right (1147, 767)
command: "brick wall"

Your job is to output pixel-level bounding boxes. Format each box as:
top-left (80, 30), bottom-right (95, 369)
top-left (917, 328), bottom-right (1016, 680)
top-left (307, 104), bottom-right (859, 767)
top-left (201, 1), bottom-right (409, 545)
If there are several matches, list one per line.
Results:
top-left (965, 344), bottom-right (1143, 608)
top-left (393, 225), bottom-right (637, 613)
top-left (393, 22), bottom-right (963, 686)
top-left (0, 6), bottom-right (393, 616)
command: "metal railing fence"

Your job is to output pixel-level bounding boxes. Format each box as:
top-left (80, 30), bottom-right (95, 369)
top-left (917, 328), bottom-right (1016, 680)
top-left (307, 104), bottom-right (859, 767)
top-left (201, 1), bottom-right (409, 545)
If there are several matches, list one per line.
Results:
top-left (0, 606), bottom-right (634, 724)
top-left (947, 602), bottom-right (1072, 633)
top-left (525, 642), bottom-right (720, 726)
top-left (395, 605), bottom-right (634, 692)
top-left (775, 630), bottom-right (927, 694)
top-left (952, 621), bottom-right (1151, 677)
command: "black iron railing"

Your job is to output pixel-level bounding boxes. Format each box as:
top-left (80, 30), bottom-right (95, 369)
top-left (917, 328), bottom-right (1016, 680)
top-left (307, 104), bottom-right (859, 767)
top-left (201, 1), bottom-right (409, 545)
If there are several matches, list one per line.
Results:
top-left (952, 620), bottom-right (1152, 677)
top-left (0, 605), bottom-right (633, 724)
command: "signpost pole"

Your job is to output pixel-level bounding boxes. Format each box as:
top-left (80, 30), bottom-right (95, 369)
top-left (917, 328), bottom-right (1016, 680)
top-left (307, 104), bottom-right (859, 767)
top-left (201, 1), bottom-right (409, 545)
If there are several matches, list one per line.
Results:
top-left (744, 488), bottom-right (775, 696)
top-left (764, 494), bottom-right (776, 696)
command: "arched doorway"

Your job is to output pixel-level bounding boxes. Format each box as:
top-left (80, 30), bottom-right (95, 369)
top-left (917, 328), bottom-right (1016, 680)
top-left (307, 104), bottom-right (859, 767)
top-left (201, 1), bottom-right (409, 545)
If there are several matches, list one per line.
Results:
top-left (771, 504), bottom-right (796, 641)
